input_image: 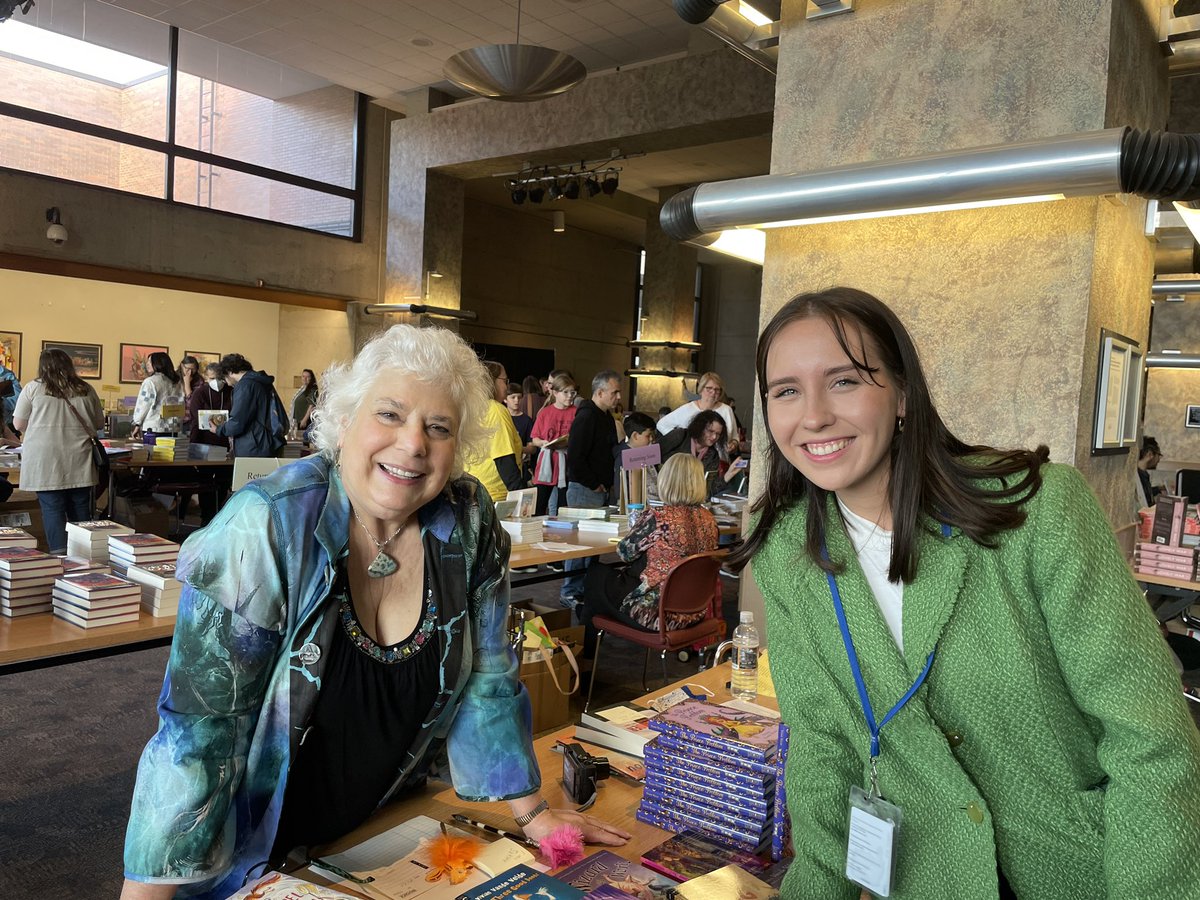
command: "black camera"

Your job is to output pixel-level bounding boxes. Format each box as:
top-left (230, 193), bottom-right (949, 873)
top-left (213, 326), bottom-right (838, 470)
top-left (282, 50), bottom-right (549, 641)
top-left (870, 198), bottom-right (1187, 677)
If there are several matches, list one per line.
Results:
top-left (561, 742), bottom-right (611, 804)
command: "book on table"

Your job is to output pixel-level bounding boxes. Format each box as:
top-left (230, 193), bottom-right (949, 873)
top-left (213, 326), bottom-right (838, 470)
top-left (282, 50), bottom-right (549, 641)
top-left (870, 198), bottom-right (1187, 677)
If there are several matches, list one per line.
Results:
top-left (124, 562), bottom-right (180, 592)
top-left (0, 548), bottom-right (64, 575)
top-left (640, 829), bottom-right (777, 885)
top-left (554, 849), bottom-right (679, 897)
top-left (54, 572), bottom-right (143, 600)
top-left (0, 527), bottom-right (36, 549)
top-left (573, 703), bottom-right (656, 758)
top-left (60, 555), bottom-right (110, 577)
top-left (52, 605), bottom-right (140, 629)
top-left (454, 865), bottom-right (583, 900)
top-left (646, 699), bottom-right (780, 763)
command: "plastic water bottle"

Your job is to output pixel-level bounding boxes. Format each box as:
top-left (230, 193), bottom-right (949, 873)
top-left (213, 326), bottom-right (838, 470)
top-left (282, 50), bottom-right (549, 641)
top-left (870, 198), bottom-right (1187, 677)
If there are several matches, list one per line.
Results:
top-left (731, 611), bottom-right (759, 701)
top-left (627, 502), bottom-right (644, 532)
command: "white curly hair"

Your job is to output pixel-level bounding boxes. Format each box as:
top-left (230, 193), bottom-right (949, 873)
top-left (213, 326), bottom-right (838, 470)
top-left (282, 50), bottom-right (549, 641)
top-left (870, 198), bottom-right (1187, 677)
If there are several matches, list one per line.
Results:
top-left (310, 324), bottom-right (493, 477)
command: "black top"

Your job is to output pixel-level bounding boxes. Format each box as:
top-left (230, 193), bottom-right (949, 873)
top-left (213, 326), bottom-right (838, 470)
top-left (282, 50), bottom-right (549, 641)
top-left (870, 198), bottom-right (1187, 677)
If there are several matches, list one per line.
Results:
top-left (511, 412), bottom-right (534, 445)
top-left (566, 399), bottom-right (618, 491)
top-left (272, 566), bottom-right (441, 855)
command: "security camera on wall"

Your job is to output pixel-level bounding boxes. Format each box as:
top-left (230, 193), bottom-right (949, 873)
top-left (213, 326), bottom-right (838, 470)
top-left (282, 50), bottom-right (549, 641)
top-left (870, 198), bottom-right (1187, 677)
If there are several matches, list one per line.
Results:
top-left (45, 207), bottom-right (67, 245)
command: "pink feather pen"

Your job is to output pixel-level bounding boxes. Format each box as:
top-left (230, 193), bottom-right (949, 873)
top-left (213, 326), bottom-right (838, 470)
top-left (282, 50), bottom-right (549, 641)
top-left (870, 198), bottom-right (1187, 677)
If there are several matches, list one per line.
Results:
top-left (537, 824), bottom-right (585, 868)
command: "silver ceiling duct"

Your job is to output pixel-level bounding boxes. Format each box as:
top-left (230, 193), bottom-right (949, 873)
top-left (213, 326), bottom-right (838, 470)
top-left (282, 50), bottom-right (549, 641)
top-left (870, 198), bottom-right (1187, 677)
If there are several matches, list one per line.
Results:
top-left (1146, 353), bottom-right (1200, 368)
top-left (661, 128), bottom-right (1200, 242)
top-left (443, 44), bottom-right (586, 102)
top-left (1152, 279), bottom-right (1200, 295)
top-left (673, 0), bottom-right (778, 72)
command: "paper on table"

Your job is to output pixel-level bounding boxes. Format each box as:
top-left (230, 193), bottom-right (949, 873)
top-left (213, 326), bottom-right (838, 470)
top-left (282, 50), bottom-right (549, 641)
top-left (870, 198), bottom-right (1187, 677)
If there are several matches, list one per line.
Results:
top-left (596, 706), bottom-right (652, 725)
top-left (530, 542), bottom-right (591, 552)
top-left (759, 649), bottom-right (777, 700)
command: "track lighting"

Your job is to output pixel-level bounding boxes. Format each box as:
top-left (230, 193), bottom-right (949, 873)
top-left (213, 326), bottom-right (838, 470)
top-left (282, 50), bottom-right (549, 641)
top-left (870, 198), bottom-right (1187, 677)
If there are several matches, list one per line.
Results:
top-left (510, 185), bottom-right (527, 205)
top-left (563, 178), bottom-right (580, 200)
top-left (601, 172), bottom-right (619, 195)
top-left (529, 185), bottom-right (545, 203)
top-left (585, 177), bottom-right (601, 198)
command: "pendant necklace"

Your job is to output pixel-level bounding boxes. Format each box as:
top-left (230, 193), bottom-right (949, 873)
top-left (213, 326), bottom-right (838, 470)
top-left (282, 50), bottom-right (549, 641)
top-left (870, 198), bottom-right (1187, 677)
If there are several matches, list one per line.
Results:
top-left (352, 508), bottom-right (408, 578)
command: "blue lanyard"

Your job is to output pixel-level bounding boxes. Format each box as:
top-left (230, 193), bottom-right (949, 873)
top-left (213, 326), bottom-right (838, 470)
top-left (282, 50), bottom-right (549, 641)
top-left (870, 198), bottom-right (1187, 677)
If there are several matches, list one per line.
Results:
top-left (821, 523), bottom-right (948, 761)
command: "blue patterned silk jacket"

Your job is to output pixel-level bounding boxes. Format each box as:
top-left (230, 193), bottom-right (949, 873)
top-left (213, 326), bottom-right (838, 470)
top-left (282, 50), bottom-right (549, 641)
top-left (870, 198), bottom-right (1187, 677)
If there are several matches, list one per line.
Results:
top-left (124, 453), bottom-right (539, 898)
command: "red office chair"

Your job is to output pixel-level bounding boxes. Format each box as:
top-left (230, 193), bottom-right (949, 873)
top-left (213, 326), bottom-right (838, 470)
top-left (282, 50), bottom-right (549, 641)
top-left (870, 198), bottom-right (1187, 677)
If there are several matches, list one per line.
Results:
top-left (584, 552), bottom-right (725, 712)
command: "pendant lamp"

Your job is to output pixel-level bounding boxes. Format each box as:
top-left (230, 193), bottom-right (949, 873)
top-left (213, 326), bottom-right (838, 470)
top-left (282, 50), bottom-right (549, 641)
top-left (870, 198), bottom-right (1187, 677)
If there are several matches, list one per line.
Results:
top-left (443, 0), bottom-right (586, 102)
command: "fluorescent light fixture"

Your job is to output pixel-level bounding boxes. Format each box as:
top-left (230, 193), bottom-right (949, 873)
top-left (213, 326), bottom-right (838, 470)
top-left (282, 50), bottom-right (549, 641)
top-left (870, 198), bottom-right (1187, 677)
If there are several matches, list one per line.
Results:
top-left (364, 304), bottom-right (477, 321)
top-left (737, 0), bottom-right (773, 26)
top-left (0, 21), bottom-right (165, 86)
top-left (1163, 349), bottom-right (1183, 354)
top-left (692, 228), bottom-right (766, 263)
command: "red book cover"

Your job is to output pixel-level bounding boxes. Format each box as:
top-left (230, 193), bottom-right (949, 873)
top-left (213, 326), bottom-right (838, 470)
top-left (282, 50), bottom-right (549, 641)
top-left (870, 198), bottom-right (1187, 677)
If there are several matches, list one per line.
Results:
top-left (0, 548), bottom-right (61, 570)
top-left (109, 533), bottom-right (176, 549)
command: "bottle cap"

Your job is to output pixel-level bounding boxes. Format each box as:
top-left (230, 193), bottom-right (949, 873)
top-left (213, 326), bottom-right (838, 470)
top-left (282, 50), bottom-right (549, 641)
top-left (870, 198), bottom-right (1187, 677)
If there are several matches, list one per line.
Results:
top-left (628, 503), bottom-right (644, 510)
top-left (739, 610), bottom-right (753, 624)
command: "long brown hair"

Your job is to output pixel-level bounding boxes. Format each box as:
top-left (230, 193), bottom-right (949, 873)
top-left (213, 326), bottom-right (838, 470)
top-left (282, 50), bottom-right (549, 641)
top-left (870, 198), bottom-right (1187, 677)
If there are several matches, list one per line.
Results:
top-left (38, 349), bottom-right (91, 399)
top-left (727, 287), bottom-right (1048, 582)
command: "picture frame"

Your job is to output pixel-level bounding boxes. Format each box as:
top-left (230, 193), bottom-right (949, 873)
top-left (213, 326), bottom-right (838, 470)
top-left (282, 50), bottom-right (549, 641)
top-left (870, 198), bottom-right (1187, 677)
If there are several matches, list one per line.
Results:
top-left (0, 330), bottom-right (20, 375)
top-left (185, 350), bottom-right (221, 371)
top-left (1186, 405), bottom-right (1200, 429)
top-left (41, 340), bottom-right (102, 379)
top-left (120, 343), bottom-right (168, 384)
top-left (1091, 328), bottom-right (1142, 455)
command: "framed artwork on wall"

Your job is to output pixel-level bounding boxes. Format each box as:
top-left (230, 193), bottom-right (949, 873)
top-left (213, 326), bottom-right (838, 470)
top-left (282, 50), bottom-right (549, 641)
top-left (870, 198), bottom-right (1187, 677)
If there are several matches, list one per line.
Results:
top-left (120, 343), bottom-right (168, 384)
top-left (186, 350), bottom-right (221, 370)
top-left (0, 331), bottom-right (20, 374)
top-left (1185, 405), bottom-right (1200, 429)
top-left (1091, 328), bottom-right (1142, 455)
top-left (41, 340), bottom-right (102, 379)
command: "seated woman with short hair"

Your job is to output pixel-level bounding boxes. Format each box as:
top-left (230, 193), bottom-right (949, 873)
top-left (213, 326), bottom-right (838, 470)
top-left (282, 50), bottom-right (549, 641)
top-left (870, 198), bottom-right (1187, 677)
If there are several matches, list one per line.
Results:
top-left (581, 454), bottom-right (718, 633)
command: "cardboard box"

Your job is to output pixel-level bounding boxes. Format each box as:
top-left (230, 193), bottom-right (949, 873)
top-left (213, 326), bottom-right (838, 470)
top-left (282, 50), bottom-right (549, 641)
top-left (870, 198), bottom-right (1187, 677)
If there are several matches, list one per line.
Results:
top-left (112, 495), bottom-right (171, 538)
top-left (0, 490), bottom-right (47, 550)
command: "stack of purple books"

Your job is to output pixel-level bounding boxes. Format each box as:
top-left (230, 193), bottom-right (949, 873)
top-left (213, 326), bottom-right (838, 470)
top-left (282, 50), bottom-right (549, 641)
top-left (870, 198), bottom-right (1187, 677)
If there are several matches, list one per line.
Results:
top-left (636, 700), bottom-right (782, 854)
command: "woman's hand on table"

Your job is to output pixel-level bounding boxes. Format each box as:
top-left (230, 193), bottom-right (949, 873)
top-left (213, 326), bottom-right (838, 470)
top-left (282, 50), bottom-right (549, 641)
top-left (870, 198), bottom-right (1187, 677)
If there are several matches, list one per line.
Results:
top-left (522, 808), bottom-right (631, 846)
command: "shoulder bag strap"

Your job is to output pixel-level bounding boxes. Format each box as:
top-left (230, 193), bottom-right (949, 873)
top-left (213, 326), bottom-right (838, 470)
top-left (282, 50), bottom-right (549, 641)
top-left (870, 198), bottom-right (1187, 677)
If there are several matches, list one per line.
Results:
top-left (61, 393), bottom-right (99, 438)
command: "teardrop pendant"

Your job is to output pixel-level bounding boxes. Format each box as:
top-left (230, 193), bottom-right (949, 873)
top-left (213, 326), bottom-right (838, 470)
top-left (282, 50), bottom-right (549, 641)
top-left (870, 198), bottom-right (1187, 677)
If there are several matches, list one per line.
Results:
top-left (366, 548), bottom-right (399, 578)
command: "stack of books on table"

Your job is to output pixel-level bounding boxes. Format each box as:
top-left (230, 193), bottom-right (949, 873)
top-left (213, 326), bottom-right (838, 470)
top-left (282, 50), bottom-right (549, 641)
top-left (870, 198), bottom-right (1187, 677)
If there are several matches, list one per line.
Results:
top-left (576, 517), bottom-right (629, 538)
top-left (152, 436), bottom-right (190, 461)
top-left (66, 520), bottom-right (134, 563)
top-left (499, 518), bottom-right (542, 544)
top-left (573, 702), bottom-right (656, 758)
top-left (188, 443), bottom-right (228, 461)
top-left (125, 562), bottom-right (181, 617)
top-left (637, 699), bottom-right (782, 854)
top-left (52, 573), bottom-right (141, 628)
top-left (107, 533), bottom-right (179, 577)
top-left (61, 555), bottom-right (111, 577)
top-left (1134, 542), bottom-right (1198, 580)
top-left (0, 548), bottom-right (63, 617)
top-left (281, 441), bottom-right (305, 458)
top-left (0, 527), bottom-right (37, 550)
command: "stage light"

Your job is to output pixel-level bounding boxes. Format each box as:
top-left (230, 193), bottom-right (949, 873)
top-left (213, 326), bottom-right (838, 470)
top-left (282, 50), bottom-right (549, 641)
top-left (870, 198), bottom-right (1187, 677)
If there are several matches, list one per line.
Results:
top-left (548, 180), bottom-right (564, 201)
top-left (584, 177), bottom-right (601, 197)
top-left (563, 178), bottom-right (581, 200)
top-left (511, 186), bottom-right (527, 205)
top-left (529, 185), bottom-right (545, 203)
top-left (601, 172), bottom-right (619, 195)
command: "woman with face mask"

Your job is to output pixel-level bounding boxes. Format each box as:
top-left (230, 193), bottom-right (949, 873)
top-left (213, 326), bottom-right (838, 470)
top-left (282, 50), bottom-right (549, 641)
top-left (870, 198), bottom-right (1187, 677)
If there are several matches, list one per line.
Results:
top-left (182, 364), bottom-right (234, 524)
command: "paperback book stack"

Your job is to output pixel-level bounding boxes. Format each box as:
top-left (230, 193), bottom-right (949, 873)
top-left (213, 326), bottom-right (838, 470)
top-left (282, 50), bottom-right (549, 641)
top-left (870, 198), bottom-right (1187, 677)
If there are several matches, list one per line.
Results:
top-left (576, 517), bottom-right (629, 538)
top-left (125, 562), bottom-right (182, 617)
top-left (61, 555), bottom-right (111, 577)
top-left (66, 520), bottom-right (134, 564)
top-left (1134, 542), bottom-right (1198, 580)
top-left (107, 533), bottom-right (179, 577)
top-left (0, 548), bottom-right (63, 617)
top-left (499, 518), bottom-right (542, 545)
top-left (281, 441), bottom-right (305, 459)
top-left (0, 527), bottom-right (37, 550)
top-left (573, 702), bottom-right (656, 758)
top-left (52, 572), bottom-right (141, 628)
top-left (637, 700), bottom-right (782, 854)
top-left (152, 436), bottom-right (190, 462)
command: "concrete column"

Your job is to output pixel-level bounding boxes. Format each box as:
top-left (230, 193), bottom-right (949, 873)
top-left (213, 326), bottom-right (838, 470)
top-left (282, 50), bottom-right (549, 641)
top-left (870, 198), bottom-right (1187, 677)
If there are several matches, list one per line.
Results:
top-left (638, 190), bottom-right (700, 415)
top-left (741, 0), bottom-right (1167, 632)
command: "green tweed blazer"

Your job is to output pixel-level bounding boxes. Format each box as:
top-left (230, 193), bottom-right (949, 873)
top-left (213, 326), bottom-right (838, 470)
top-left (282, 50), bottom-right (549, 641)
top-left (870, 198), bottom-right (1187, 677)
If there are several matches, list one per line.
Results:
top-left (755, 463), bottom-right (1200, 899)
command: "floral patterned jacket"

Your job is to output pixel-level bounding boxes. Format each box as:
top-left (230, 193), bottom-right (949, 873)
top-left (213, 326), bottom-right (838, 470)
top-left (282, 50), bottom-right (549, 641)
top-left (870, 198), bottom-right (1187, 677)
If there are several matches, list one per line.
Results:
top-left (124, 452), bottom-right (539, 898)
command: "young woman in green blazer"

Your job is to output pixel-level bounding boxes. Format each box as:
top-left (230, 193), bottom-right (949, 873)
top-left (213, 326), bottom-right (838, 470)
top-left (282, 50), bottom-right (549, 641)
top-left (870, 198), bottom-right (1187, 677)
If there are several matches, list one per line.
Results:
top-left (732, 287), bottom-right (1200, 899)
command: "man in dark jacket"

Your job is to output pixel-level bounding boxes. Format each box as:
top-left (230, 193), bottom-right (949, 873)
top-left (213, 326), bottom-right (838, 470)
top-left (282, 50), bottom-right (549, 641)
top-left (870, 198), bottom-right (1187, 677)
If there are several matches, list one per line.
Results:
top-left (560, 369), bottom-right (621, 607)
top-left (213, 353), bottom-right (287, 458)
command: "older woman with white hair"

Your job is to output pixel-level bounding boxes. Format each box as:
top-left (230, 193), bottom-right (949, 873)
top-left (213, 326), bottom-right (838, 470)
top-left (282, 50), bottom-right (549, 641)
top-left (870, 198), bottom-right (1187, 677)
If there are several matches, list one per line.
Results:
top-left (655, 371), bottom-right (739, 452)
top-left (121, 325), bottom-right (629, 900)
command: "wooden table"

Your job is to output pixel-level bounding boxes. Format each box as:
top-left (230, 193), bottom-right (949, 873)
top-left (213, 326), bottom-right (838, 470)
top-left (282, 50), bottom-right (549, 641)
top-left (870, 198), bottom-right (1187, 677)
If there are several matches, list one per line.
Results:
top-left (305, 663), bottom-right (754, 894)
top-left (0, 607), bottom-right (175, 672)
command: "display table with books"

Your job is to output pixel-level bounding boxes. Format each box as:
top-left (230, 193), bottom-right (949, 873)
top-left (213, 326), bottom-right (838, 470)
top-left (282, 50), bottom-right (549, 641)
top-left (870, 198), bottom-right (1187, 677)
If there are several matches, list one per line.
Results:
top-left (283, 662), bottom-right (790, 899)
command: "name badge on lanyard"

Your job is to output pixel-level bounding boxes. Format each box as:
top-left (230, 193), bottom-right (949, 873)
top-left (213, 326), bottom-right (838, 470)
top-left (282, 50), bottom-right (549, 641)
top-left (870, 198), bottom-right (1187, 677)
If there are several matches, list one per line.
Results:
top-left (822, 523), bottom-right (948, 897)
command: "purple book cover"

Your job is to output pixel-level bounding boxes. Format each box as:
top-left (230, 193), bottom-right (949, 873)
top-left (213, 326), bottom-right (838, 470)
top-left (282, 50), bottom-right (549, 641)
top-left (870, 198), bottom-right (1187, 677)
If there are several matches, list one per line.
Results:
top-left (644, 771), bottom-right (771, 814)
top-left (641, 787), bottom-right (770, 834)
top-left (634, 804), bottom-right (764, 855)
top-left (647, 701), bottom-right (778, 762)
top-left (640, 830), bottom-right (770, 884)
top-left (643, 744), bottom-right (774, 795)
top-left (0, 547), bottom-right (57, 565)
top-left (647, 734), bottom-right (777, 778)
top-left (582, 888), bottom-right (634, 900)
top-left (639, 796), bottom-right (768, 843)
top-left (556, 850), bottom-right (677, 898)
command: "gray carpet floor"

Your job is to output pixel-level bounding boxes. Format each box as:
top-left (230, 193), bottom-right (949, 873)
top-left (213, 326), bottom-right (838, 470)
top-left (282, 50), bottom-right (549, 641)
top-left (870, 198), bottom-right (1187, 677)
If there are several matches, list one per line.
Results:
top-left (0, 565), bottom-right (741, 899)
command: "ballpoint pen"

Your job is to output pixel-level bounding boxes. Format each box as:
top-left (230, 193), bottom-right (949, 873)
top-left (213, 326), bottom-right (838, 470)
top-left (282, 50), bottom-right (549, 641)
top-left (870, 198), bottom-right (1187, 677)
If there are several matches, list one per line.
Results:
top-left (450, 813), bottom-right (542, 849)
